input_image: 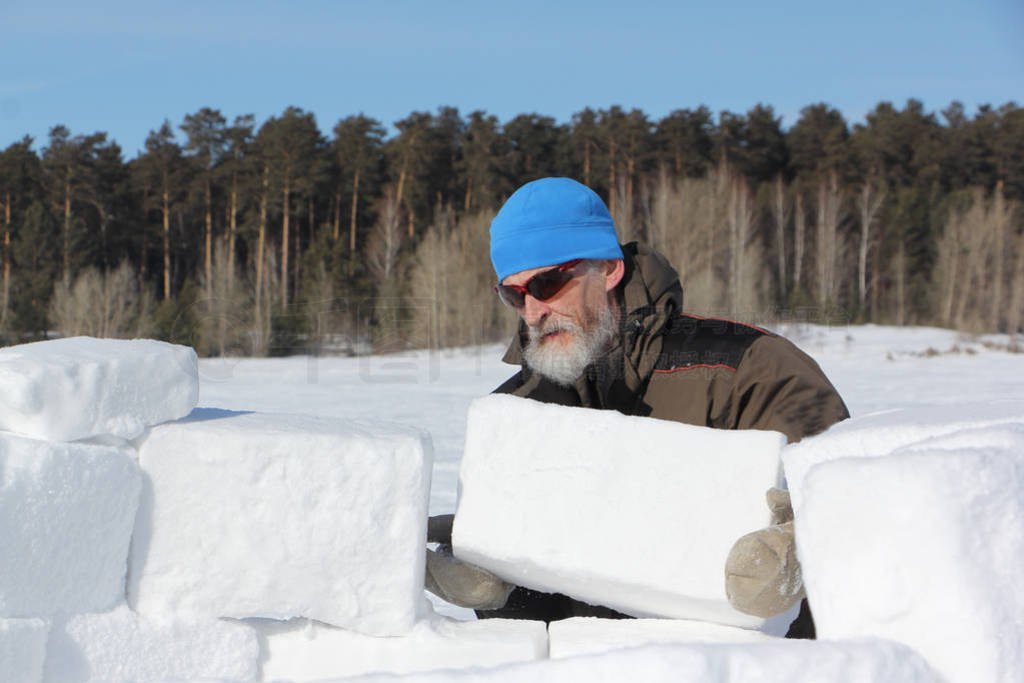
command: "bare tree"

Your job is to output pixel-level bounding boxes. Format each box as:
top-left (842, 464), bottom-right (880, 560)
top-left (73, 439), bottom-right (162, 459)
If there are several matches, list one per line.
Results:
top-left (727, 174), bottom-right (755, 316)
top-left (856, 180), bottom-right (885, 311)
top-left (769, 174), bottom-right (788, 298)
top-left (50, 261), bottom-right (154, 338)
top-left (815, 170), bottom-right (844, 309)
top-left (793, 191), bottom-right (806, 294)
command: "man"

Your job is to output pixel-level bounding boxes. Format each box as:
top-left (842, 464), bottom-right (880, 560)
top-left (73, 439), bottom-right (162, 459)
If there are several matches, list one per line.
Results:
top-left (426, 177), bottom-right (849, 637)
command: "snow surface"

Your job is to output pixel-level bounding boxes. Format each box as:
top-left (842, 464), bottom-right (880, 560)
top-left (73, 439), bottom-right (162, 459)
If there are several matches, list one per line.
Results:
top-left (0, 617), bottom-right (49, 683)
top-left (254, 611), bottom-right (547, 681)
top-left (43, 604), bottom-right (258, 682)
top-left (548, 616), bottom-right (776, 658)
top-left (129, 409), bottom-right (433, 636)
top-left (343, 639), bottom-right (939, 682)
top-left (795, 428), bottom-right (1024, 683)
top-left (0, 337), bottom-right (198, 442)
top-left (0, 433), bottom-right (140, 617)
top-left (452, 394), bottom-right (787, 629)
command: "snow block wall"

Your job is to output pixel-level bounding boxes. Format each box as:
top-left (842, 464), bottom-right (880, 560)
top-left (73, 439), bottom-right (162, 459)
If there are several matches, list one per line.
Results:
top-left (44, 605), bottom-right (259, 683)
top-left (254, 613), bottom-right (548, 680)
top-left (548, 617), bottom-right (775, 659)
top-left (130, 408), bottom-right (433, 636)
top-left (793, 424), bottom-right (1024, 683)
top-left (0, 434), bottom-right (140, 616)
top-left (345, 639), bottom-right (939, 683)
top-left (0, 618), bottom-right (49, 683)
top-left (0, 337), bottom-right (198, 442)
top-left (453, 394), bottom-right (787, 629)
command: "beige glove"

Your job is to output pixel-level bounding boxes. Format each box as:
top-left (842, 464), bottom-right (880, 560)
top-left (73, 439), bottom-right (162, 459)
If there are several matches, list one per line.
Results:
top-left (424, 514), bottom-right (515, 610)
top-left (724, 488), bottom-right (804, 618)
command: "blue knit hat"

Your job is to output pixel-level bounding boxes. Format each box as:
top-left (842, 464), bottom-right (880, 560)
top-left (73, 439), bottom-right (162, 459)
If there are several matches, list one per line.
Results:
top-left (490, 177), bottom-right (623, 281)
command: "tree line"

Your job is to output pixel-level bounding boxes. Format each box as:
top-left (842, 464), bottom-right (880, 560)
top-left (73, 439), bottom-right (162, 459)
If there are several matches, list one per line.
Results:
top-left (0, 99), bottom-right (1021, 356)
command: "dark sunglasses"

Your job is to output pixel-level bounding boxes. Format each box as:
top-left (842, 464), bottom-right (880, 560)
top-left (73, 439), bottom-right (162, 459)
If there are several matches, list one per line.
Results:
top-left (494, 259), bottom-right (584, 309)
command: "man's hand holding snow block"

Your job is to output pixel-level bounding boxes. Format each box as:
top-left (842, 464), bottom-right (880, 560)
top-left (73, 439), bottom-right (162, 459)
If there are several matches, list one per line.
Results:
top-left (129, 409), bottom-right (432, 636)
top-left (452, 394), bottom-right (788, 629)
top-left (794, 426), bottom-right (1024, 683)
top-left (0, 434), bottom-right (141, 616)
top-left (0, 337), bottom-right (198, 442)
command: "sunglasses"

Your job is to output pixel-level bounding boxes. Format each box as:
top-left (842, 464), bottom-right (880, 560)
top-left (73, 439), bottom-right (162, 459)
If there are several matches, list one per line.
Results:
top-left (494, 259), bottom-right (584, 309)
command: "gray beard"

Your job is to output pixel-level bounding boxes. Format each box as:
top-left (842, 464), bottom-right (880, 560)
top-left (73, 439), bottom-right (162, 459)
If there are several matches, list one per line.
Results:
top-left (522, 304), bottom-right (617, 387)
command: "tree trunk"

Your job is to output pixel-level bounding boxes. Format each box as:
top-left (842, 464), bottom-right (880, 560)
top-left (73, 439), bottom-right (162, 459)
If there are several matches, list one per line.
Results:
top-left (332, 187), bottom-right (341, 242)
top-left (857, 182), bottom-right (884, 312)
top-left (794, 192), bottom-right (805, 292)
top-left (896, 241), bottom-right (906, 326)
top-left (281, 176), bottom-right (290, 309)
top-left (204, 177), bottom-right (213, 299)
top-left (63, 174), bottom-right (72, 286)
top-left (162, 185), bottom-right (171, 300)
top-left (990, 180), bottom-right (1005, 331)
top-left (228, 173), bottom-right (238, 287)
top-left (771, 176), bottom-right (787, 299)
top-left (2, 193), bottom-right (9, 326)
top-left (256, 166), bottom-right (268, 321)
top-left (349, 168), bottom-right (361, 253)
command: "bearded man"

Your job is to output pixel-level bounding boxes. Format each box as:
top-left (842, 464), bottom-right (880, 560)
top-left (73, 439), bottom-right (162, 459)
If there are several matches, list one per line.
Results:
top-left (425, 177), bottom-right (849, 637)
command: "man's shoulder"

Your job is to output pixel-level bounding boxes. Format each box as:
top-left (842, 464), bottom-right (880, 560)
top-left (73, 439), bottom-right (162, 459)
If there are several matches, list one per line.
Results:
top-left (653, 313), bottom-right (770, 374)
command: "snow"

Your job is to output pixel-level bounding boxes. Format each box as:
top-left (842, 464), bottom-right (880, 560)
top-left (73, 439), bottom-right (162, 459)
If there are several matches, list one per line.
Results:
top-left (0, 323), bottom-right (1021, 681)
top-left (548, 617), bottom-right (777, 658)
top-left (344, 639), bottom-right (939, 682)
top-left (0, 433), bottom-right (140, 616)
top-left (782, 399), bottom-right (1024, 511)
top-left (43, 604), bottom-right (258, 682)
top-left (0, 337), bottom-right (198, 442)
top-left (795, 429), bottom-right (1024, 683)
top-left (129, 408), bottom-right (433, 636)
top-left (254, 611), bottom-right (547, 680)
top-left (452, 394), bottom-right (787, 629)
top-left (0, 617), bottom-right (49, 683)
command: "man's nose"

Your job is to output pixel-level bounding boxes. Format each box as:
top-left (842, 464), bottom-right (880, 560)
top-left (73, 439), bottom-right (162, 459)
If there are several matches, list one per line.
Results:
top-left (520, 294), bottom-right (550, 328)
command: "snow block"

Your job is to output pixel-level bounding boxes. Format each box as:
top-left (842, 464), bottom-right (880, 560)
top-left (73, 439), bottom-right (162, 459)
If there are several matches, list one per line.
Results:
top-left (0, 434), bottom-right (141, 616)
top-left (129, 409), bottom-right (432, 635)
top-left (795, 432), bottom-right (1024, 683)
top-left (43, 604), bottom-right (258, 682)
top-left (0, 618), bottom-right (49, 683)
top-left (344, 639), bottom-right (938, 683)
top-left (255, 613), bottom-right (547, 680)
top-left (783, 399), bottom-right (1024, 511)
top-left (0, 336), bottom-right (198, 442)
top-left (548, 616), bottom-right (776, 659)
top-left (452, 394), bottom-right (787, 628)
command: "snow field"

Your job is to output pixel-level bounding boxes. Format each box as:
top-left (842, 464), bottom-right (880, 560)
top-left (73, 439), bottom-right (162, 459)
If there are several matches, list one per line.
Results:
top-left (129, 408), bottom-right (433, 636)
top-left (793, 422), bottom-right (1024, 683)
top-left (0, 337), bottom-right (198, 442)
top-left (453, 394), bottom-right (789, 630)
top-left (0, 618), bottom-right (49, 683)
top-left (345, 639), bottom-right (939, 682)
top-left (0, 433), bottom-right (141, 616)
top-left (254, 613), bottom-right (547, 681)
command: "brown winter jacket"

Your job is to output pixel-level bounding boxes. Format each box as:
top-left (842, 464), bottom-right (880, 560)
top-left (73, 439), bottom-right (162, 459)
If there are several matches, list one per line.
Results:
top-left (480, 241), bottom-right (849, 624)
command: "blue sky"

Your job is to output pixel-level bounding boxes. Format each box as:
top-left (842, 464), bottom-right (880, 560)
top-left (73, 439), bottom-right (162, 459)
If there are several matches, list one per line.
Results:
top-left (2, 0), bottom-right (1022, 159)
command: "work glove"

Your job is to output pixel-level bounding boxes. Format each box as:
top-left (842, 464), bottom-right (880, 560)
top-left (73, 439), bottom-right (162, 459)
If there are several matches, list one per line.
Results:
top-left (724, 488), bottom-right (804, 618)
top-left (424, 514), bottom-right (515, 610)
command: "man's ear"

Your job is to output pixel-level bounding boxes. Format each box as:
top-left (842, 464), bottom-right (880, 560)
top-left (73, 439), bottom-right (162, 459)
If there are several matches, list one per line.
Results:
top-left (604, 259), bottom-right (625, 291)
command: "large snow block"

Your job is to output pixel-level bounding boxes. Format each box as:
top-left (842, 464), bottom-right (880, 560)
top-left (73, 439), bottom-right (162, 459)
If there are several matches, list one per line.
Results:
top-left (795, 431), bottom-right (1024, 683)
top-left (0, 434), bottom-right (141, 616)
top-left (452, 395), bottom-right (787, 628)
top-left (1, 618), bottom-right (49, 683)
top-left (0, 336), bottom-right (198, 442)
top-left (783, 399), bottom-right (1024, 511)
top-left (129, 409), bottom-right (433, 635)
top-left (43, 604), bottom-right (258, 682)
top-left (548, 616), bottom-right (775, 659)
top-left (345, 640), bottom-right (938, 683)
top-left (255, 613), bottom-right (547, 680)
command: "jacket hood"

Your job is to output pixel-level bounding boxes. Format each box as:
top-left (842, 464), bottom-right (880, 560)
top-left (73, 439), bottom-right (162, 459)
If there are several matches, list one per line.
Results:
top-left (501, 242), bottom-right (683, 392)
